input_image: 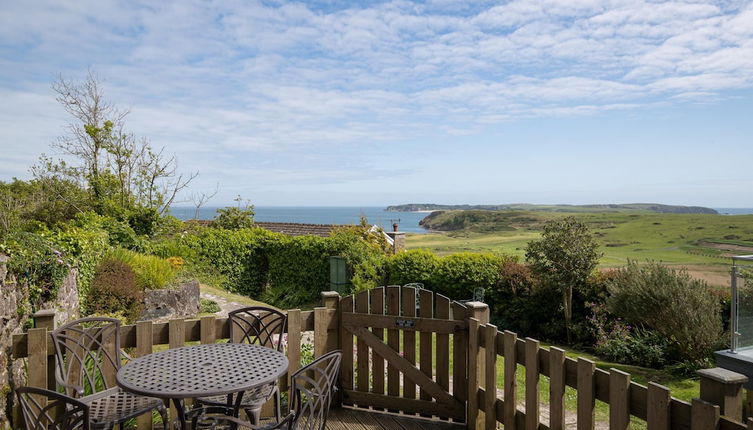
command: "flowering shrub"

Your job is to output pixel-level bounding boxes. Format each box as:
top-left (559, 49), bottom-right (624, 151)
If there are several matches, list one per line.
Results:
top-left (589, 302), bottom-right (669, 368)
top-left (166, 256), bottom-right (184, 269)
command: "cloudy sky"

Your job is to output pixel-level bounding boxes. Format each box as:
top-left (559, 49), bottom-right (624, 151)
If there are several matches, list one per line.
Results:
top-left (1, 0), bottom-right (752, 207)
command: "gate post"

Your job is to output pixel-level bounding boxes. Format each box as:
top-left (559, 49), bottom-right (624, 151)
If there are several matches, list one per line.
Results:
top-left (466, 302), bottom-right (489, 430)
top-left (697, 367), bottom-right (747, 421)
top-left (33, 310), bottom-right (57, 393)
top-left (320, 291), bottom-right (341, 405)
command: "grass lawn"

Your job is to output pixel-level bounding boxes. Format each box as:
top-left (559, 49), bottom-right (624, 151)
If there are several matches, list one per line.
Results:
top-left (198, 283), bottom-right (277, 316)
top-left (407, 211), bottom-right (753, 287)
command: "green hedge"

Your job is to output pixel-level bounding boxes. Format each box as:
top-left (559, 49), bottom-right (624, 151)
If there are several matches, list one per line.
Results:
top-left (190, 227), bottom-right (281, 297)
top-left (264, 235), bottom-right (336, 308)
top-left (387, 249), bottom-right (438, 288)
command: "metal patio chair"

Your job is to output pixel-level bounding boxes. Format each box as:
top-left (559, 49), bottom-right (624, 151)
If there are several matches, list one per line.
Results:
top-left (193, 307), bottom-right (288, 424)
top-left (50, 317), bottom-right (168, 429)
top-left (199, 350), bottom-right (342, 430)
top-left (16, 386), bottom-right (89, 430)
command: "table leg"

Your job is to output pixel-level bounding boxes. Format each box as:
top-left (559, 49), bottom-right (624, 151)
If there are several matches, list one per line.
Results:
top-left (172, 399), bottom-right (187, 430)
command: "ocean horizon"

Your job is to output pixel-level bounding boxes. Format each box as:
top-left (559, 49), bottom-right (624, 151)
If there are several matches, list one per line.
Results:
top-left (170, 206), bottom-right (753, 234)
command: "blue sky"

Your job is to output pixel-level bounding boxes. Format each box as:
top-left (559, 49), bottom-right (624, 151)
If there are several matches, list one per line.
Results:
top-left (1, 0), bottom-right (752, 207)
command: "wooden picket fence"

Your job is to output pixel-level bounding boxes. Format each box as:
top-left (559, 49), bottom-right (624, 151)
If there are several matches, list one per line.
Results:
top-left (467, 314), bottom-right (753, 430)
top-left (8, 295), bottom-right (340, 430)
top-left (8, 288), bottom-right (753, 430)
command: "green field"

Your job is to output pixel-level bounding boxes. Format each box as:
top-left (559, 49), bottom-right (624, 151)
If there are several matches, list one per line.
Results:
top-left (408, 211), bottom-right (753, 287)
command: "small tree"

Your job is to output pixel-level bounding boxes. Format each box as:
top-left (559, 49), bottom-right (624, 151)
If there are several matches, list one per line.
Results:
top-left (213, 196), bottom-right (255, 229)
top-left (42, 71), bottom-right (196, 219)
top-left (525, 217), bottom-right (602, 342)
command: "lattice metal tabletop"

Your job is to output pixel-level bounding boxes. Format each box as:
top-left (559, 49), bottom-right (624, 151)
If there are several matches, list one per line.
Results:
top-left (117, 343), bottom-right (289, 399)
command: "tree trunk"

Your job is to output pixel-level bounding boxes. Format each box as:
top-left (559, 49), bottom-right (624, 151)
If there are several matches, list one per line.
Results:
top-left (563, 286), bottom-right (573, 343)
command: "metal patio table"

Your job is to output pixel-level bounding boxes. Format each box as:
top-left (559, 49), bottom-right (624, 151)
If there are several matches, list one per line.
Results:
top-left (116, 343), bottom-right (289, 430)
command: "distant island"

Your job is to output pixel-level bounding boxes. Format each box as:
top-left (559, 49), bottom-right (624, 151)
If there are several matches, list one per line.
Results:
top-left (386, 203), bottom-right (719, 215)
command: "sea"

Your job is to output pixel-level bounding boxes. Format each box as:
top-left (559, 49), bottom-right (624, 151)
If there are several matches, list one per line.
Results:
top-left (170, 207), bottom-right (753, 234)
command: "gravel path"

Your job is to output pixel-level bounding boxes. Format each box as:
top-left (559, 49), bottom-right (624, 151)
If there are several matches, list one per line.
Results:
top-left (200, 291), bottom-right (246, 317)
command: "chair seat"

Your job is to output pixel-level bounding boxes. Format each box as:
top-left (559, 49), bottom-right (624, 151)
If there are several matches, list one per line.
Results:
top-left (197, 382), bottom-right (277, 408)
top-left (82, 387), bottom-right (165, 426)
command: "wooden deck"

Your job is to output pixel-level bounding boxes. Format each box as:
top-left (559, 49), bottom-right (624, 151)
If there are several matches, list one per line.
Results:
top-left (324, 407), bottom-right (465, 430)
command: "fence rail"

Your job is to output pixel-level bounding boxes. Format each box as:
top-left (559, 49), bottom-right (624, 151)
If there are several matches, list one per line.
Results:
top-left (8, 290), bottom-right (753, 430)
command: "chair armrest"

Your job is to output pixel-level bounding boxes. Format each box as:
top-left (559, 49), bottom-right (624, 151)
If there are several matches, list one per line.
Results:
top-left (121, 349), bottom-right (134, 362)
top-left (54, 367), bottom-right (84, 397)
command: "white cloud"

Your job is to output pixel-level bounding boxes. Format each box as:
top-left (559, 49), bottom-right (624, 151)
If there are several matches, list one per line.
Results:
top-left (1, 0), bottom-right (752, 202)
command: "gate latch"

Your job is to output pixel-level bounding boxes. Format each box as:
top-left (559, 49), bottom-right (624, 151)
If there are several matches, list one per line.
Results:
top-left (395, 319), bottom-right (415, 329)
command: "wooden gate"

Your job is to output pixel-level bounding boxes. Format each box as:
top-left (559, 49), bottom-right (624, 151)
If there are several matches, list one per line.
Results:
top-left (339, 285), bottom-right (469, 422)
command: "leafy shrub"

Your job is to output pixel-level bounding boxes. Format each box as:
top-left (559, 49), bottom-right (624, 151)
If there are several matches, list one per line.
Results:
top-left (71, 212), bottom-right (142, 249)
top-left (387, 249), bottom-right (439, 288)
top-left (152, 215), bottom-right (186, 238)
top-left (597, 328), bottom-right (670, 368)
top-left (589, 302), bottom-right (669, 367)
top-left (88, 258), bottom-right (144, 322)
top-left (200, 298), bottom-right (221, 314)
top-left (431, 252), bottom-right (503, 299)
top-left (191, 227), bottom-right (281, 296)
top-left (127, 207), bottom-right (160, 236)
top-left (607, 261), bottom-right (723, 367)
top-left (329, 225), bottom-right (388, 292)
top-left (213, 206), bottom-right (255, 230)
top-left (49, 224), bottom-right (109, 304)
top-left (1, 232), bottom-right (71, 306)
top-left (107, 248), bottom-right (177, 290)
top-left (147, 237), bottom-right (198, 260)
top-left (265, 235), bottom-right (336, 308)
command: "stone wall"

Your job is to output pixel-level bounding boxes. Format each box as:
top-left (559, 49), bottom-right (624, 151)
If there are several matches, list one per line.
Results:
top-left (141, 280), bottom-right (200, 321)
top-left (0, 254), bottom-right (80, 429)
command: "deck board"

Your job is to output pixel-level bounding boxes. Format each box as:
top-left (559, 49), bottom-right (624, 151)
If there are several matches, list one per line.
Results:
top-left (324, 408), bottom-right (465, 430)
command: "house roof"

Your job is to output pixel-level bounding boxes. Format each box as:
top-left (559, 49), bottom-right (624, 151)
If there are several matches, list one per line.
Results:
top-left (254, 222), bottom-right (343, 237)
top-left (186, 219), bottom-right (352, 237)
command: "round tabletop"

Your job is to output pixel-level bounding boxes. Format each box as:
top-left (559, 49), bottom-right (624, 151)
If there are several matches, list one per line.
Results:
top-left (117, 343), bottom-right (289, 399)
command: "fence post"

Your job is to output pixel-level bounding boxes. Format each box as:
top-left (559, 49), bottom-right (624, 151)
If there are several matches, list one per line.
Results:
top-left (136, 320), bottom-right (154, 430)
top-left (321, 291), bottom-right (341, 406)
top-left (466, 302), bottom-right (489, 430)
top-left (697, 367), bottom-right (748, 422)
top-left (33, 310), bottom-right (56, 392)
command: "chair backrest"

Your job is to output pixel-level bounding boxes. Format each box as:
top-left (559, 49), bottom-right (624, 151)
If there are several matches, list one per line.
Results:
top-left (228, 307), bottom-right (287, 350)
top-left (16, 386), bottom-right (90, 430)
top-left (290, 350), bottom-right (342, 430)
top-left (51, 317), bottom-right (123, 397)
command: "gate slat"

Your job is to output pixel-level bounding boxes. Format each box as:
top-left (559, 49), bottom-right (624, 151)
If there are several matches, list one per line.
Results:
top-left (370, 287), bottom-right (385, 402)
top-left (577, 358), bottom-right (596, 430)
top-left (436, 295), bottom-right (450, 397)
top-left (503, 330), bottom-right (517, 429)
top-left (356, 290), bottom-right (370, 393)
top-left (419, 289), bottom-right (434, 403)
top-left (647, 382), bottom-right (670, 430)
top-left (549, 347), bottom-right (566, 430)
top-left (525, 338), bottom-right (540, 430)
top-left (386, 286), bottom-right (401, 404)
top-left (452, 302), bottom-right (468, 407)
top-left (403, 286), bottom-right (417, 401)
top-left (340, 296), bottom-right (354, 397)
